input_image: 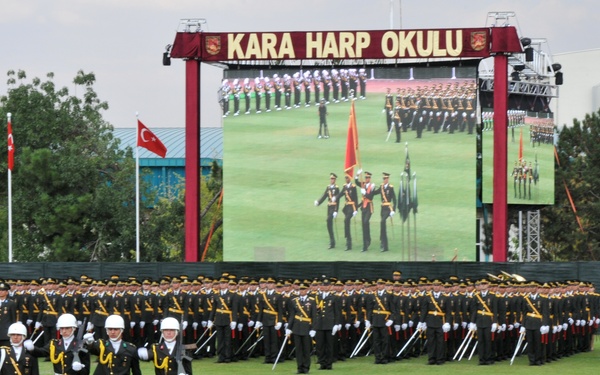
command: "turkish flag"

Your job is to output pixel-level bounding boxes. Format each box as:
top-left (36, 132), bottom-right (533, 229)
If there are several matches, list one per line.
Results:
top-left (344, 100), bottom-right (359, 178)
top-left (137, 120), bottom-right (167, 158)
top-left (7, 118), bottom-right (14, 170)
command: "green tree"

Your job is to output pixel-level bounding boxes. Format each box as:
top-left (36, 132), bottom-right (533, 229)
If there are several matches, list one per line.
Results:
top-left (541, 109), bottom-right (600, 261)
top-left (0, 70), bottom-right (142, 261)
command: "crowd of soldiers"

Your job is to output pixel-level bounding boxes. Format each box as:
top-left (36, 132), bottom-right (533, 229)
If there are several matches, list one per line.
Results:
top-left (1, 272), bottom-right (598, 373)
top-left (511, 158), bottom-right (539, 200)
top-left (529, 118), bottom-right (555, 145)
top-left (219, 68), bottom-right (368, 117)
top-left (384, 81), bottom-right (477, 143)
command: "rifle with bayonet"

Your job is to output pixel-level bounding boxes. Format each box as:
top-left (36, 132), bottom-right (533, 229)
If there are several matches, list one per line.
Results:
top-left (71, 318), bottom-right (88, 364)
top-left (176, 320), bottom-right (192, 375)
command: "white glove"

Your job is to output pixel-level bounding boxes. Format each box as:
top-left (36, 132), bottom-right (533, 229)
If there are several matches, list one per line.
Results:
top-left (140, 321), bottom-right (146, 329)
top-left (552, 326), bottom-right (558, 334)
top-left (491, 323), bottom-right (498, 333)
top-left (422, 323), bottom-right (427, 331)
top-left (501, 324), bottom-right (506, 331)
top-left (72, 362), bottom-right (85, 372)
top-left (345, 324), bottom-right (350, 330)
top-left (229, 321), bottom-right (237, 330)
top-left (181, 321), bottom-right (188, 331)
top-left (364, 320), bottom-right (371, 329)
top-left (353, 321), bottom-right (360, 328)
top-left (285, 329), bottom-right (292, 336)
top-left (360, 188), bottom-right (366, 195)
top-left (382, 109), bottom-right (386, 113)
top-left (401, 323), bottom-right (407, 330)
top-left (309, 330), bottom-right (316, 338)
top-left (408, 321), bottom-right (414, 328)
top-left (519, 326), bottom-right (526, 334)
top-left (284, 323), bottom-right (288, 329)
top-left (589, 320), bottom-right (594, 326)
top-left (255, 321), bottom-right (263, 329)
top-left (237, 323), bottom-right (243, 331)
top-left (352, 211), bottom-right (357, 217)
top-left (83, 332), bottom-right (95, 345)
top-left (389, 211), bottom-right (395, 217)
top-left (248, 320), bottom-right (255, 328)
top-left (332, 212), bottom-right (337, 219)
top-left (417, 322), bottom-right (425, 330)
top-left (86, 322), bottom-right (93, 331)
top-left (137, 347), bottom-right (149, 361)
top-left (24, 339), bottom-right (34, 351)
top-left (357, 169), bottom-right (363, 175)
top-left (461, 321), bottom-right (467, 329)
top-left (575, 319), bottom-right (581, 326)
top-left (539, 326), bottom-right (545, 334)
top-left (192, 322), bottom-right (198, 330)
top-left (394, 325), bottom-right (400, 332)
top-left (130, 322), bottom-right (136, 329)
top-left (557, 325), bottom-right (562, 332)
top-left (514, 322), bottom-right (520, 329)
top-left (596, 318), bottom-right (600, 325)
top-left (469, 323), bottom-right (477, 331)
top-left (152, 320), bottom-right (159, 326)
top-left (508, 324), bottom-right (514, 331)
top-left (274, 322), bottom-right (282, 330)
top-left (442, 323), bottom-right (451, 333)
top-left (78, 321), bottom-right (82, 326)
top-left (314, 200), bottom-right (319, 206)
top-left (385, 320), bottom-right (393, 327)
top-left (35, 322), bottom-right (43, 329)
top-left (562, 323), bottom-right (568, 331)
top-left (207, 320), bottom-right (213, 329)
top-left (201, 321), bottom-right (207, 328)
top-left (453, 323), bottom-right (458, 330)
top-left (26, 319), bottom-right (33, 325)
top-left (332, 325), bottom-right (339, 335)
top-left (568, 317), bottom-right (574, 325)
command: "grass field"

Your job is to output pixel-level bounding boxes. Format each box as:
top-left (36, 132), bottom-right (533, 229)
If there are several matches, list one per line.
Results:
top-left (35, 347), bottom-right (600, 375)
top-left (223, 79), bottom-right (476, 262)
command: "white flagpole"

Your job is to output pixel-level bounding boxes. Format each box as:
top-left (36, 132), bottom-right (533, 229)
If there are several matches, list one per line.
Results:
top-left (7, 113), bottom-right (12, 263)
top-left (135, 114), bottom-right (140, 262)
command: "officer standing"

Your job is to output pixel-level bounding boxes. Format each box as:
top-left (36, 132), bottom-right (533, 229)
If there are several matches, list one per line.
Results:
top-left (470, 279), bottom-right (499, 365)
top-left (355, 171), bottom-right (376, 252)
top-left (373, 173), bottom-right (396, 252)
top-left (419, 279), bottom-right (452, 365)
top-left (286, 283), bottom-right (316, 374)
top-left (313, 280), bottom-right (341, 370)
top-left (314, 173), bottom-right (340, 249)
top-left (317, 99), bottom-right (329, 138)
top-left (336, 173), bottom-right (358, 250)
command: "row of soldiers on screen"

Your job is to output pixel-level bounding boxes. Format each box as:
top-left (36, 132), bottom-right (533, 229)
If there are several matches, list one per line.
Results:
top-left (481, 110), bottom-right (527, 132)
top-left (315, 171), bottom-right (416, 252)
top-left (1, 275), bottom-right (598, 370)
top-left (529, 119), bottom-right (555, 145)
top-left (511, 159), bottom-right (539, 200)
top-left (220, 68), bottom-right (368, 117)
top-left (0, 313), bottom-right (192, 375)
top-left (384, 83), bottom-right (477, 143)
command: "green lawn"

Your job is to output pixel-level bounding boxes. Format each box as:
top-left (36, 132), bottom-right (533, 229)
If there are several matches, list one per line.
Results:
top-left (36, 348), bottom-right (600, 375)
top-left (223, 90), bottom-right (476, 262)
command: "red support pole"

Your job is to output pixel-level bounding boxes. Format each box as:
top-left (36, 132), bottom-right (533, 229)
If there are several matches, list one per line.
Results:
top-left (185, 59), bottom-right (200, 262)
top-left (492, 53), bottom-right (508, 262)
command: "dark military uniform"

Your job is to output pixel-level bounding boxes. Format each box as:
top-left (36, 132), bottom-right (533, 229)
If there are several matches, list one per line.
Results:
top-left (315, 174), bottom-right (339, 249)
top-left (367, 283), bottom-right (394, 364)
top-left (143, 341), bottom-right (193, 375)
top-left (420, 285), bottom-right (452, 365)
top-left (288, 289), bottom-right (316, 374)
top-left (87, 339), bottom-right (141, 375)
top-left (313, 284), bottom-right (340, 370)
top-left (356, 173), bottom-right (376, 252)
top-left (208, 282), bottom-right (239, 363)
top-left (470, 282), bottom-right (499, 365)
top-left (256, 283), bottom-right (283, 364)
top-left (336, 176), bottom-right (358, 250)
top-left (0, 346), bottom-right (39, 375)
top-left (372, 173), bottom-right (396, 252)
top-left (29, 336), bottom-right (91, 375)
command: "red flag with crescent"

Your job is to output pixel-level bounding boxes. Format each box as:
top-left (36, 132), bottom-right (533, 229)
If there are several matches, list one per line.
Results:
top-left (7, 117), bottom-right (14, 170)
top-left (344, 101), bottom-right (359, 178)
top-left (137, 120), bottom-right (167, 158)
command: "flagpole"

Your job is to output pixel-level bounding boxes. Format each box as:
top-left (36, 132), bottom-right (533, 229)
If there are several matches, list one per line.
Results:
top-left (7, 113), bottom-right (12, 263)
top-left (135, 115), bottom-right (140, 263)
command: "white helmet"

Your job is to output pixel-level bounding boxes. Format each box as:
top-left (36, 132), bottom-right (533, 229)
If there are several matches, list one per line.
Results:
top-left (8, 322), bottom-right (27, 336)
top-left (105, 315), bottom-right (125, 330)
top-left (57, 313), bottom-right (78, 328)
top-left (161, 317), bottom-right (180, 331)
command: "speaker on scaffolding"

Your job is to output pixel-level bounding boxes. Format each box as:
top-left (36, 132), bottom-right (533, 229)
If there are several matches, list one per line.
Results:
top-left (525, 47), bottom-right (534, 62)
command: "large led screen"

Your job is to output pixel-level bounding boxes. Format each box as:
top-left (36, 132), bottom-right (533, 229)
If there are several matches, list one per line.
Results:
top-left (222, 64), bottom-right (478, 261)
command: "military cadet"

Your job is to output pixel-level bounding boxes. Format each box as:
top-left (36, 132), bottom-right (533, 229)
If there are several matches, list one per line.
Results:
top-left (372, 173), bottom-right (396, 252)
top-left (286, 283), bottom-right (316, 374)
top-left (231, 78), bottom-right (241, 116)
top-left (384, 88), bottom-right (394, 132)
top-left (303, 71), bottom-right (312, 106)
top-left (84, 314), bottom-right (141, 375)
top-left (1, 322), bottom-right (40, 375)
top-left (163, 277), bottom-right (189, 331)
top-left (263, 77), bottom-right (272, 112)
top-left (256, 278), bottom-right (283, 364)
top-left (520, 281), bottom-right (550, 366)
top-left (208, 278), bottom-right (239, 363)
top-left (470, 279), bottom-right (499, 365)
top-left (340, 69), bottom-right (349, 101)
top-left (35, 279), bottom-right (62, 348)
top-left (366, 279), bottom-right (394, 364)
top-left (88, 281), bottom-right (112, 340)
top-left (220, 79), bottom-right (230, 118)
top-left (254, 77), bottom-right (263, 114)
top-left (314, 173), bottom-right (340, 249)
top-left (26, 313), bottom-right (90, 375)
top-left (317, 98), bottom-right (329, 138)
top-left (419, 279), bottom-right (452, 365)
top-left (137, 317), bottom-right (193, 375)
top-left (283, 74), bottom-right (292, 109)
top-left (358, 68), bottom-right (367, 99)
top-left (336, 173), bottom-right (358, 251)
top-left (313, 280), bottom-right (341, 370)
top-left (0, 282), bottom-right (17, 348)
top-left (273, 74), bottom-right (283, 110)
top-left (292, 72), bottom-right (302, 108)
top-left (313, 70), bottom-right (321, 104)
top-left (331, 69), bottom-right (340, 103)
top-left (321, 70), bottom-right (331, 103)
top-left (355, 170), bottom-right (376, 252)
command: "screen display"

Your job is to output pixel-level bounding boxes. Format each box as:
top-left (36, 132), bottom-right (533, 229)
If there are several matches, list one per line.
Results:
top-left (221, 64), bottom-right (478, 261)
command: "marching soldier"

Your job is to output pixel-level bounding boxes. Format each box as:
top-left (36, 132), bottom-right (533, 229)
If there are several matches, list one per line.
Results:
top-left (137, 318), bottom-right (193, 375)
top-left (1, 322), bottom-right (40, 375)
top-left (373, 173), bottom-right (396, 252)
top-left (336, 173), bottom-right (358, 251)
top-left (317, 99), bottom-right (329, 138)
top-left (384, 88), bottom-right (394, 132)
top-left (314, 173), bottom-right (340, 249)
top-left (355, 171), bottom-right (376, 252)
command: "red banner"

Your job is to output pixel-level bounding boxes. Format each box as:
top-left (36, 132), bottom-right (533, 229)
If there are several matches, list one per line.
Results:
top-left (171, 28), bottom-right (506, 61)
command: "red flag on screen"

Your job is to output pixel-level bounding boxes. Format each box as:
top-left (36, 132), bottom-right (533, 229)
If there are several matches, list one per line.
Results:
top-left (137, 120), bottom-right (167, 158)
top-left (518, 128), bottom-right (523, 162)
top-left (344, 101), bottom-right (359, 178)
top-left (7, 117), bottom-right (14, 170)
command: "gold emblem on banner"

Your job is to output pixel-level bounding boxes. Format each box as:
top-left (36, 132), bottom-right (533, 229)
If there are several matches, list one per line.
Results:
top-left (470, 31), bottom-right (487, 51)
top-left (205, 36), bottom-right (221, 55)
